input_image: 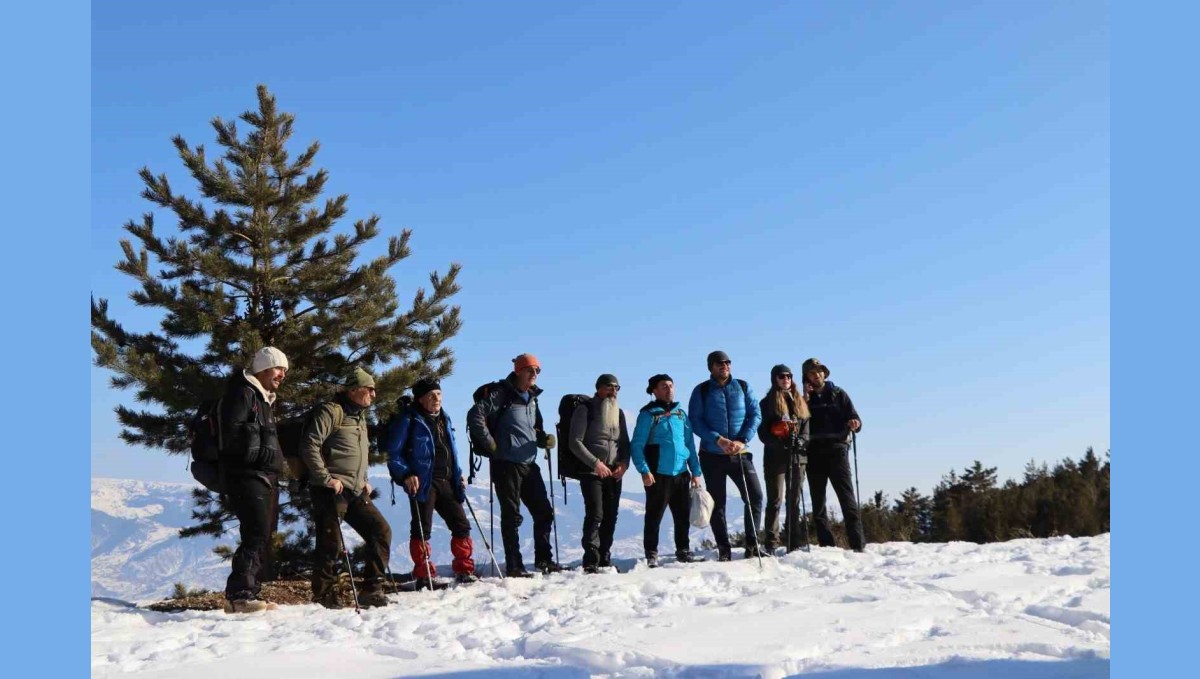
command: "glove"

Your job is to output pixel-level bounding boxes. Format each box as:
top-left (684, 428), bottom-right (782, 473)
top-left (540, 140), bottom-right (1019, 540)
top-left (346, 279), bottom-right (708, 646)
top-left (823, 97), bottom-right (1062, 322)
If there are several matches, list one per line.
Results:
top-left (537, 431), bottom-right (556, 449)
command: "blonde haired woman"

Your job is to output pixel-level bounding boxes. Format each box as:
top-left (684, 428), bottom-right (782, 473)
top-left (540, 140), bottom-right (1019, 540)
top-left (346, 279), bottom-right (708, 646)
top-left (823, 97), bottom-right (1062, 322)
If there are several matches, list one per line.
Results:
top-left (756, 364), bottom-right (811, 553)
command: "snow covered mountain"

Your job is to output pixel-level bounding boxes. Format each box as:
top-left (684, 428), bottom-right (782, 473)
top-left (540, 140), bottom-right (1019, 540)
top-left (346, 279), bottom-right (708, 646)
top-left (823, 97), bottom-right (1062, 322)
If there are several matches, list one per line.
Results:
top-left (92, 476), bottom-right (1108, 678)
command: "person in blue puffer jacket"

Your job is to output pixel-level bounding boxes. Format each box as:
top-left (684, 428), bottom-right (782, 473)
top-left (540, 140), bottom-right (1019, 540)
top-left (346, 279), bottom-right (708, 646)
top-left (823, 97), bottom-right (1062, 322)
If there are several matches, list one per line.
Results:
top-left (386, 378), bottom-right (477, 586)
top-left (688, 350), bottom-right (764, 561)
top-left (631, 374), bottom-right (704, 567)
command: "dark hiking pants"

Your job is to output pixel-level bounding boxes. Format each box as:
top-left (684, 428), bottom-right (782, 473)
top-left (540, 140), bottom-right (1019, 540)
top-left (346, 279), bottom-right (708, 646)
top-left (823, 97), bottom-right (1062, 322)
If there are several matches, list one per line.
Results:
top-left (408, 476), bottom-right (474, 577)
top-left (699, 452), bottom-right (764, 555)
top-left (579, 475), bottom-right (623, 567)
top-left (224, 474), bottom-right (279, 601)
top-left (643, 472), bottom-right (692, 558)
top-left (311, 486), bottom-right (393, 599)
top-left (491, 459), bottom-right (554, 571)
top-left (807, 442), bottom-right (865, 550)
top-left (763, 450), bottom-right (809, 551)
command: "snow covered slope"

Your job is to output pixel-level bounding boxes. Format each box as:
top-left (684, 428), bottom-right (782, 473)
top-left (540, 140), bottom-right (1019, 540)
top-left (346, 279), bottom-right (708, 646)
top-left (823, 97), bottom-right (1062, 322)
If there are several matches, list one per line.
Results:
top-left (92, 531), bottom-right (1109, 677)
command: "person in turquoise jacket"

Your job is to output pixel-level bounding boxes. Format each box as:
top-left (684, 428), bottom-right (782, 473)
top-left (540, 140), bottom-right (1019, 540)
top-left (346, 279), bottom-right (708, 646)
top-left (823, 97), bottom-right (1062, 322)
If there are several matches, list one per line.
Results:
top-left (630, 374), bottom-right (705, 567)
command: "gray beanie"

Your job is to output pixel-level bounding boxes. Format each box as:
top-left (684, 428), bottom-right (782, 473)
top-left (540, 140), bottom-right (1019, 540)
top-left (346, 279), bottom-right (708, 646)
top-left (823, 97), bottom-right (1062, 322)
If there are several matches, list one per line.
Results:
top-left (249, 347), bottom-right (289, 374)
top-left (344, 367), bottom-right (376, 389)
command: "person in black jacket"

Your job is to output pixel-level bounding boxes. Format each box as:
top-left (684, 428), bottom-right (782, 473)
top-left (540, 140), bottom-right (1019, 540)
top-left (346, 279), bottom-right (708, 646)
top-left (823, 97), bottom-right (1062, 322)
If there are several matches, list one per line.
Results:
top-left (757, 364), bottom-right (811, 554)
top-left (802, 358), bottom-right (865, 552)
top-left (218, 347), bottom-right (289, 613)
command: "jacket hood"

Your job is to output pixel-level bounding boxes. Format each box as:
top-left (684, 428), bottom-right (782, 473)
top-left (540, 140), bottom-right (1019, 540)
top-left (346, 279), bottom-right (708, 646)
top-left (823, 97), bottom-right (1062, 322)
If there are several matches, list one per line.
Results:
top-left (640, 399), bottom-right (680, 413)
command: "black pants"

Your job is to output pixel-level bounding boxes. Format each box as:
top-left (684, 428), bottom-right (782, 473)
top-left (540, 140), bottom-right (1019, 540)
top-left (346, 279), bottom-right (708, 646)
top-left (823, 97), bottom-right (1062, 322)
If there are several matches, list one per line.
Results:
top-left (408, 477), bottom-right (471, 540)
top-left (578, 475), bottom-right (622, 566)
top-left (643, 472), bottom-right (692, 557)
top-left (491, 459), bottom-right (554, 570)
top-left (311, 486), bottom-right (393, 598)
top-left (224, 474), bottom-right (279, 600)
top-left (763, 450), bottom-right (808, 551)
top-left (699, 452), bottom-right (764, 554)
top-left (807, 442), bottom-right (865, 550)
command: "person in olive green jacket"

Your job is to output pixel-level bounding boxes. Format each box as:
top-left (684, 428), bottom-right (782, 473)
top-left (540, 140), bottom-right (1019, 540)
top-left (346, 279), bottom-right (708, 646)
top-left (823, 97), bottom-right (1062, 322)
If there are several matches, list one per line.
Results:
top-left (301, 368), bottom-right (393, 608)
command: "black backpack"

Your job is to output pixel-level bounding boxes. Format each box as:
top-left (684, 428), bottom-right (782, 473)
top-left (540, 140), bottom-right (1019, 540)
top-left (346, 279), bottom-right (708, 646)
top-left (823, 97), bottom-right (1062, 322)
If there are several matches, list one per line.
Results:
top-left (555, 394), bottom-right (594, 482)
top-left (466, 381), bottom-right (507, 484)
top-left (188, 398), bottom-right (225, 493)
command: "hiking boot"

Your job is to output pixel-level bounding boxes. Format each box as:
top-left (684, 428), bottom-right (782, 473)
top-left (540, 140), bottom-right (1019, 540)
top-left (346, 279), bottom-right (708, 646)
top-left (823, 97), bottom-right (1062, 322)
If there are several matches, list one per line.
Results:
top-left (744, 546), bottom-right (764, 559)
top-left (224, 598), bottom-right (275, 614)
top-left (675, 551), bottom-right (705, 563)
top-left (359, 590), bottom-right (389, 608)
top-left (646, 554), bottom-right (659, 569)
top-left (455, 572), bottom-right (479, 585)
top-left (598, 554), bottom-right (613, 569)
top-left (583, 564), bottom-right (600, 575)
top-left (717, 549), bottom-right (732, 562)
top-left (506, 567), bottom-right (535, 578)
top-left (535, 561), bottom-right (564, 575)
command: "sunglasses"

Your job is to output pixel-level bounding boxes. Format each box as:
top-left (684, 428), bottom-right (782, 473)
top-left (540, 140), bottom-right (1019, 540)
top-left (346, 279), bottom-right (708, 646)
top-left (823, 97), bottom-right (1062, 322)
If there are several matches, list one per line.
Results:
top-left (601, 384), bottom-right (621, 391)
top-left (716, 360), bottom-right (731, 366)
top-left (776, 374), bottom-right (793, 380)
top-left (523, 367), bottom-right (542, 375)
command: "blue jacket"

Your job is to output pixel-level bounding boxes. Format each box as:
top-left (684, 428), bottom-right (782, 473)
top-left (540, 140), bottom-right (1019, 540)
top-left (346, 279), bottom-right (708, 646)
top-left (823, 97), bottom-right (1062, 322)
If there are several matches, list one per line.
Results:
top-left (385, 407), bottom-right (465, 504)
top-left (630, 401), bottom-right (702, 477)
top-left (688, 377), bottom-right (762, 454)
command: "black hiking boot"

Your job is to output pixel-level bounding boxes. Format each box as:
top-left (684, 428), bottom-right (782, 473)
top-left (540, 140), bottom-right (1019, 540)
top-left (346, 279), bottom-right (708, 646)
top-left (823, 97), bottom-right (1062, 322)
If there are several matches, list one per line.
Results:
top-left (717, 550), bottom-right (732, 562)
top-left (359, 590), bottom-right (389, 608)
top-left (535, 561), bottom-right (565, 575)
top-left (506, 566), bottom-right (535, 578)
top-left (646, 554), bottom-right (659, 569)
top-left (676, 551), bottom-right (706, 563)
top-left (455, 572), bottom-right (479, 585)
top-left (583, 564), bottom-right (600, 574)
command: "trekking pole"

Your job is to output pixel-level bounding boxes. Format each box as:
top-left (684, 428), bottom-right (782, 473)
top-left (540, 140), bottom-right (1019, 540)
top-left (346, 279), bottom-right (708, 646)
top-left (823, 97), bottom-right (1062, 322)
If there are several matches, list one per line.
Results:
top-left (412, 494), bottom-right (437, 592)
top-left (798, 470), bottom-right (812, 553)
top-left (489, 475), bottom-right (497, 577)
top-left (464, 494), bottom-right (505, 580)
top-left (852, 431), bottom-right (861, 506)
top-left (335, 518), bottom-right (361, 614)
top-left (736, 451), bottom-right (763, 571)
top-left (544, 444), bottom-right (561, 566)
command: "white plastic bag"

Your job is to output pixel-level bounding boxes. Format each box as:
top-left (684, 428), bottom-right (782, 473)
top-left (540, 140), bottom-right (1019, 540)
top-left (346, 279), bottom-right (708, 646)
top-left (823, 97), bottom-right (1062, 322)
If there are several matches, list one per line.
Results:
top-left (690, 485), bottom-right (714, 529)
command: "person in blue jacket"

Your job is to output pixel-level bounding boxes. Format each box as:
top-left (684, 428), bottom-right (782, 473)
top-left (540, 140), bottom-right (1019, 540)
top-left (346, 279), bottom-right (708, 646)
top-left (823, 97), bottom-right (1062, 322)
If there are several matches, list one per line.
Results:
top-left (688, 350), bottom-right (765, 561)
top-left (386, 378), bottom-right (477, 586)
top-left (631, 374), bottom-right (704, 568)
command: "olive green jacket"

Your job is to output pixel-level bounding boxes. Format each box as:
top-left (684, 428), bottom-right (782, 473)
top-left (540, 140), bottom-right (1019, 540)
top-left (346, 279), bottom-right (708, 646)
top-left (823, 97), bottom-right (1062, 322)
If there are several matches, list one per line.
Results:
top-left (299, 394), bottom-right (371, 493)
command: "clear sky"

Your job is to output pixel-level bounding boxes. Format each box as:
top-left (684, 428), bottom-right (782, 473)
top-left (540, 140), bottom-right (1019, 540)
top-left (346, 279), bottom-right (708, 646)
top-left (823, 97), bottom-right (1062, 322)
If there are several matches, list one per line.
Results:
top-left (91, 1), bottom-right (1109, 502)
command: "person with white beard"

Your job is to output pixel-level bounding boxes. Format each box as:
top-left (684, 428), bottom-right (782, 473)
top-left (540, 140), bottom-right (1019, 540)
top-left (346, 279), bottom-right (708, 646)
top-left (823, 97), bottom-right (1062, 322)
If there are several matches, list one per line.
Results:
top-left (567, 374), bottom-right (631, 574)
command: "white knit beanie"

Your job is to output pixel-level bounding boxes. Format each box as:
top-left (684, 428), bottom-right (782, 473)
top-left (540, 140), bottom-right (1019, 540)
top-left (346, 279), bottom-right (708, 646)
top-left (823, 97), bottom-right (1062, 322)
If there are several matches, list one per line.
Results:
top-left (249, 346), bottom-right (289, 374)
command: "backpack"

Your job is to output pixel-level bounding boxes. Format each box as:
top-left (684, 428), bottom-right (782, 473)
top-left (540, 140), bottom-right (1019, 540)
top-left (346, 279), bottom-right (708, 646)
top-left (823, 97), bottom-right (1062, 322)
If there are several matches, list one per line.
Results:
top-left (188, 398), bottom-right (225, 493)
top-left (277, 402), bottom-right (344, 483)
top-left (641, 405), bottom-right (685, 474)
top-left (555, 394), bottom-right (594, 481)
top-left (466, 381), bottom-right (508, 484)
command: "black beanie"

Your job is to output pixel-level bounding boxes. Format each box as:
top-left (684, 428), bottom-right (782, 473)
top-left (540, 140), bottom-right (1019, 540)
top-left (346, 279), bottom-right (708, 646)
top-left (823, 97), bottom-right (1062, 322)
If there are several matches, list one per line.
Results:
top-left (412, 378), bottom-right (441, 401)
top-left (646, 373), bottom-right (673, 394)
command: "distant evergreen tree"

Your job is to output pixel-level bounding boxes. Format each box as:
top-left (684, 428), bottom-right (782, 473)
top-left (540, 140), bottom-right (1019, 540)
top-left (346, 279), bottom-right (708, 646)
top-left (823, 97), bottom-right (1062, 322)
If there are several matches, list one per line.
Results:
top-left (92, 85), bottom-right (462, 574)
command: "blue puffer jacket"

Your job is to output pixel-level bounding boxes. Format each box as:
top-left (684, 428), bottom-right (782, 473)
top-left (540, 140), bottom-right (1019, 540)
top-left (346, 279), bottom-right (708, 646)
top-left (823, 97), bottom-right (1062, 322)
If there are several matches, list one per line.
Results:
top-left (688, 377), bottom-right (762, 453)
top-left (630, 400), bottom-right (702, 477)
top-left (385, 407), bottom-right (466, 504)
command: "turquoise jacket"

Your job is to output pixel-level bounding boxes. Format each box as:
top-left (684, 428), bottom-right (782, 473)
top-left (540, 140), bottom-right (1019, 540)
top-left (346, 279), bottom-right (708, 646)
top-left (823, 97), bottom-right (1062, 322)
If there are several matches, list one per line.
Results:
top-left (630, 400), bottom-right (702, 477)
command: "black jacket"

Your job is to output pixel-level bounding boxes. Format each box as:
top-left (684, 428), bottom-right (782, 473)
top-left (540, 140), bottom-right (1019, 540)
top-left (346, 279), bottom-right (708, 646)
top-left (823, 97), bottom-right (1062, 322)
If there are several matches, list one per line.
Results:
top-left (218, 371), bottom-right (284, 479)
top-left (806, 380), bottom-right (860, 445)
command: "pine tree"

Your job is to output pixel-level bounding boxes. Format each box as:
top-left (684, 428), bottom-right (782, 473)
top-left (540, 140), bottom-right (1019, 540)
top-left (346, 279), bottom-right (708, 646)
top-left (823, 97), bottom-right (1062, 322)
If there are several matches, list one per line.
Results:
top-left (92, 85), bottom-right (462, 570)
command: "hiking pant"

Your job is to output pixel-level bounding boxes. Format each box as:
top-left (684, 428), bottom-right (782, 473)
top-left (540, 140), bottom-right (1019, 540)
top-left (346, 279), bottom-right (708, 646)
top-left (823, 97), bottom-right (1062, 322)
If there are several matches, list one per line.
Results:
top-left (763, 449), bottom-right (809, 551)
top-left (643, 472), bottom-right (692, 558)
top-left (224, 474), bottom-right (279, 601)
top-left (578, 475), bottom-right (622, 567)
top-left (807, 442), bottom-right (865, 550)
top-left (699, 452), bottom-right (764, 555)
top-left (311, 486), bottom-right (392, 599)
top-left (491, 459), bottom-right (554, 571)
top-left (407, 477), bottom-right (474, 578)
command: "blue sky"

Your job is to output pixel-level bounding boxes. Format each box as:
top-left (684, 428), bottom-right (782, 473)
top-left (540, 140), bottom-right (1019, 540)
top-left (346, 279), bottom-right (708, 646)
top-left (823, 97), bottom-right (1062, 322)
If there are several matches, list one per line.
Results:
top-left (91, 1), bottom-right (1108, 501)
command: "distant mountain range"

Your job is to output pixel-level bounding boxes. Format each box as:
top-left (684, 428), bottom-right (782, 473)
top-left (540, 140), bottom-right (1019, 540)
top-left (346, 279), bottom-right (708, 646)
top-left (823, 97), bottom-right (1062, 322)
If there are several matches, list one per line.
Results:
top-left (92, 472), bottom-right (721, 602)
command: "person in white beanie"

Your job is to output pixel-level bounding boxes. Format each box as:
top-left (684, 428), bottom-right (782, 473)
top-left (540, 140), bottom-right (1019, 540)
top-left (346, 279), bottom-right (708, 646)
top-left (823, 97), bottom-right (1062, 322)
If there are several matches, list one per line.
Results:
top-left (219, 346), bottom-right (289, 613)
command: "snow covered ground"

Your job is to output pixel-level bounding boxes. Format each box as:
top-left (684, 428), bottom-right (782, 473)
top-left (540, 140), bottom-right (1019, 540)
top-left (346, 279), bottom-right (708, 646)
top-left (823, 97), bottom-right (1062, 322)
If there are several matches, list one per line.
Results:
top-left (92, 474), bottom-right (1109, 678)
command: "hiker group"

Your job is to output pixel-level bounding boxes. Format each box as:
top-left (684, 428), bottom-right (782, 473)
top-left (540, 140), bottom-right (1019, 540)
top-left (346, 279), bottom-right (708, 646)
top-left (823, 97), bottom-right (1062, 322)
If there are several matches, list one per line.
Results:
top-left (203, 347), bottom-right (863, 614)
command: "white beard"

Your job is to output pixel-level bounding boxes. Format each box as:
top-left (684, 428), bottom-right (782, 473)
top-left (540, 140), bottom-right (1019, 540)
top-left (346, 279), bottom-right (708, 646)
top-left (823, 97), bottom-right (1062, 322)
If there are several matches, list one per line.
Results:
top-left (597, 396), bottom-right (621, 433)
